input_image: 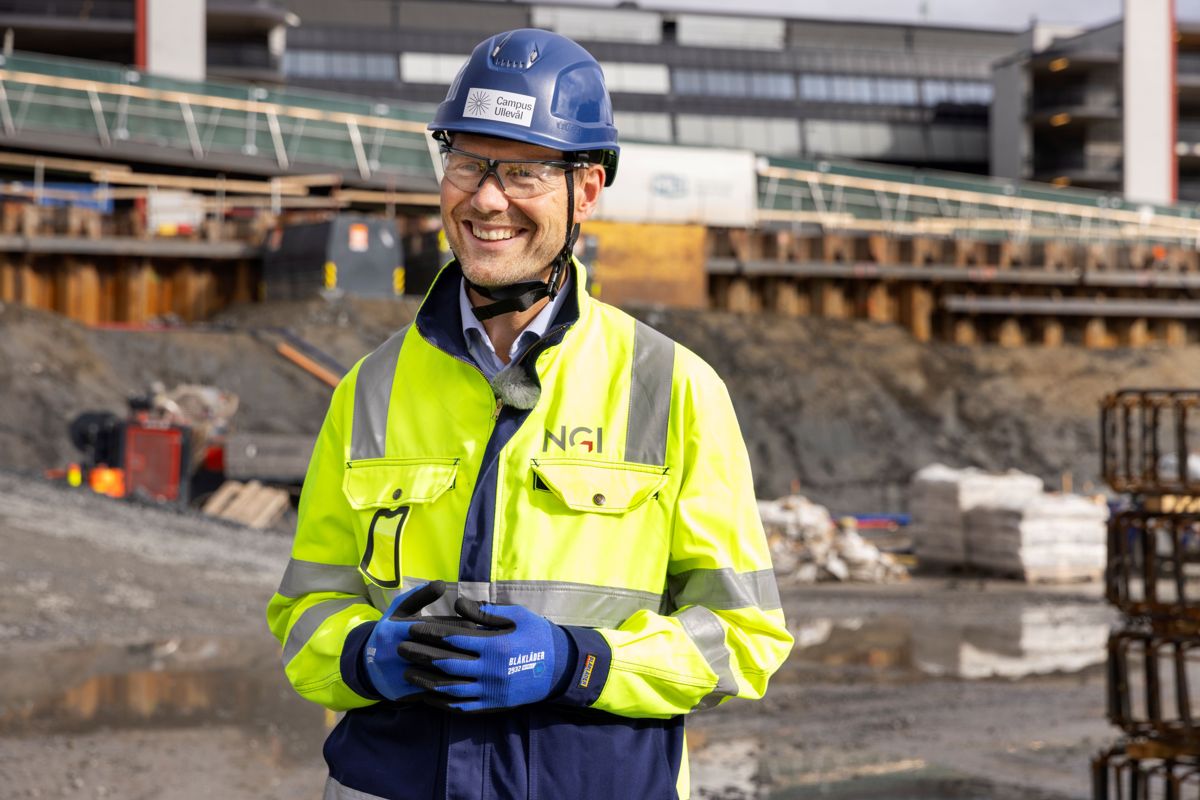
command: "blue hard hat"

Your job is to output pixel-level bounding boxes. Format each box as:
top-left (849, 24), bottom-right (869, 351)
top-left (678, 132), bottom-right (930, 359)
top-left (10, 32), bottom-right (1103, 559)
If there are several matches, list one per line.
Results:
top-left (429, 29), bottom-right (620, 186)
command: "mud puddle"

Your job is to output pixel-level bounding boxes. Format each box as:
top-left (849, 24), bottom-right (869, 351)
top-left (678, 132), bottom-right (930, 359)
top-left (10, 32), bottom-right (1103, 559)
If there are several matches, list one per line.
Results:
top-left (0, 634), bottom-right (327, 762)
top-left (787, 596), bottom-right (1115, 680)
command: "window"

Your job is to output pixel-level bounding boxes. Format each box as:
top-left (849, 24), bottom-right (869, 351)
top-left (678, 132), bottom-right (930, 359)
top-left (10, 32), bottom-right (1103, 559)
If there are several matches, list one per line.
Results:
top-left (673, 68), bottom-right (795, 99)
top-left (829, 75), bottom-right (872, 103)
top-left (874, 77), bottom-right (920, 106)
top-left (283, 50), bottom-right (397, 81)
top-left (400, 53), bottom-right (471, 85)
top-left (676, 114), bottom-right (800, 155)
top-left (799, 74), bottom-right (832, 102)
top-left (614, 112), bottom-right (673, 142)
top-left (602, 62), bottom-right (670, 94)
top-left (922, 79), bottom-right (993, 106)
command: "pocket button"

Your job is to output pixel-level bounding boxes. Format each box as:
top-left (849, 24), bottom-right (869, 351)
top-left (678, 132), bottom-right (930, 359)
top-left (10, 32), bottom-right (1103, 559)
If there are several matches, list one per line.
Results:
top-left (592, 493), bottom-right (606, 506)
top-left (392, 488), bottom-right (404, 500)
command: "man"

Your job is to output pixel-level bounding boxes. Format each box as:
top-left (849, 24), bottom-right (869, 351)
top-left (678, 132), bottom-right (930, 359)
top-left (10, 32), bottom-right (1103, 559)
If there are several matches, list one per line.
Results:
top-left (267, 28), bottom-right (792, 800)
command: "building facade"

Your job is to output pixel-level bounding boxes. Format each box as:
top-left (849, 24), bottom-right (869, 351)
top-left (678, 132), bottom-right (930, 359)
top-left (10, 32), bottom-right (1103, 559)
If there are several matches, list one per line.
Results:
top-left (992, 3), bottom-right (1196, 205)
top-left (279, 0), bottom-right (1016, 174)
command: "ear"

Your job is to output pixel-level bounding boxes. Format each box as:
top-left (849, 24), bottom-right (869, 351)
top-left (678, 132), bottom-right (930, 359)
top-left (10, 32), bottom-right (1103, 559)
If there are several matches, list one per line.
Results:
top-left (571, 165), bottom-right (605, 222)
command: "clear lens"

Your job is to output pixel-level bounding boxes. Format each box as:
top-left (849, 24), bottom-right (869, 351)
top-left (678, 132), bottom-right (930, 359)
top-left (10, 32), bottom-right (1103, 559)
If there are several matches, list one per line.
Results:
top-left (440, 148), bottom-right (570, 199)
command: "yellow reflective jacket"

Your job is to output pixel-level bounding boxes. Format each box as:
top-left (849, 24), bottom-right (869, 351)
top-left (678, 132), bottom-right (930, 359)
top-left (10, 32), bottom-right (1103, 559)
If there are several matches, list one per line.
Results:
top-left (266, 260), bottom-right (792, 800)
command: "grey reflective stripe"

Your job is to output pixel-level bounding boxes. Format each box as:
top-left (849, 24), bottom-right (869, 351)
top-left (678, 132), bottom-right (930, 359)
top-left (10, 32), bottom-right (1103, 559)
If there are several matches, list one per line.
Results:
top-left (677, 605), bottom-right (739, 711)
top-left (625, 321), bottom-right (674, 466)
top-left (276, 559), bottom-right (366, 599)
top-left (395, 577), bottom-right (663, 628)
top-left (668, 567), bottom-right (782, 612)
top-left (366, 583), bottom-right (390, 612)
top-left (350, 324), bottom-right (410, 460)
top-left (282, 596), bottom-right (371, 664)
top-left (325, 776), bottom-right (386, 800)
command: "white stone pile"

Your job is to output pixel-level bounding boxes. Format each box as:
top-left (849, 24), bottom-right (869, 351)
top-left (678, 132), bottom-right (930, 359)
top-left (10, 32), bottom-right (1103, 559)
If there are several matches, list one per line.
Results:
top-left (965, 493), bottom-right (1109, 581)
top-left (909, 464), bottom-right (1044, 565)
top-left (909, 463), bottom-right (1109, 581)
top-left (759, 495), bottom-right (908, 584)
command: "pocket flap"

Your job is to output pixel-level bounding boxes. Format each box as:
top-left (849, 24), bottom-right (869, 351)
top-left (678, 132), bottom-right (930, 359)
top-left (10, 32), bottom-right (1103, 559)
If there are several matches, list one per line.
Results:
top-left (531, 458), bottom-right (668, 514)
top-left (343, 457), bottom-right (459, 510)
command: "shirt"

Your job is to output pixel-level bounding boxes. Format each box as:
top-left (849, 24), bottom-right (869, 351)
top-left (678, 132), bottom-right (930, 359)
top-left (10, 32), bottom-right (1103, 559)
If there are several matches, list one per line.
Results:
top-left (458, 274), bottom-right (571, 380)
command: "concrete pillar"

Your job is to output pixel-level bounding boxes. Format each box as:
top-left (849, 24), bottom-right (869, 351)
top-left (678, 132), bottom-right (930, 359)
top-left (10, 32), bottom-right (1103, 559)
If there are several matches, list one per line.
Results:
top-left (1123, 0), bottom-right (1175, 204)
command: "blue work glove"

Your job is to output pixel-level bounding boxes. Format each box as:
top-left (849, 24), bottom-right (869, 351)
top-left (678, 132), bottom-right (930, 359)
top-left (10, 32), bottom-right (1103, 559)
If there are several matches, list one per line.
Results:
top-left (362, 580), bottom-right (456, 701)
top-left (399, 597), bottom-right (574, 713)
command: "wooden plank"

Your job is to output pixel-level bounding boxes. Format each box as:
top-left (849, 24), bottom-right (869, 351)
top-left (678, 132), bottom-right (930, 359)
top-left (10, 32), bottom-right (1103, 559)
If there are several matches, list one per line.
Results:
top-left (812, 280), bottom-right (847, 318)
top-left (245, 490), bottom-right (291, 529)
top-left (1084, 317), bottom-right (1109, 348)
top-left (1041, 318), bottom-right (1064, 347)
top-left (770, 279), bottom-right (807, 316)
top-left (0, 257), bottom-right (14, 301)
top-left (585, 220), bottom-right (708, 309)
top-left (998, 241), bottom-right (1029, 269)
top-left (899, 284), bottom-right (932, 342)
top-left (997, 317), bottom-right (1024, 347)
top-left (277, 342), bottom-right (341, 388)
top-left (952, 318), bottom-right (977, 345)
top-left (725, 277), bottom-right (757, 313)
top-left (202, 480), bottom-right (244, 517)
top-left (866, 283), bottom-right (892, 323)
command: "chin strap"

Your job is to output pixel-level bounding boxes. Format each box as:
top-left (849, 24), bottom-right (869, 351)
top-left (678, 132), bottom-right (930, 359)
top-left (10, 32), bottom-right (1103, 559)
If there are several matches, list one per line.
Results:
top-left (467, 173), bottom-right (579, 322)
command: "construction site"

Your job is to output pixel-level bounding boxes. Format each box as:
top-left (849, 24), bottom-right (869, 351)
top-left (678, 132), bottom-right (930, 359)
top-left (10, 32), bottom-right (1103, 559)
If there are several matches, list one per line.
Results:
top-left (5, 1), bottom-right (1200, 798)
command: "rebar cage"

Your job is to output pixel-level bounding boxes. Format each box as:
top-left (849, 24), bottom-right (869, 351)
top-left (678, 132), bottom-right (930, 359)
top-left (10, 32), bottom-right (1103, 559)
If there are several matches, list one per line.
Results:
top-left (1094, 741), bottom-right (1200, 800)
top-left (1102, 391), bottom-right (1200, 495)
top-left (1108, 627), bottom-right (1200, 741)
top-left (1108, 512), bottom-right (1200, 620)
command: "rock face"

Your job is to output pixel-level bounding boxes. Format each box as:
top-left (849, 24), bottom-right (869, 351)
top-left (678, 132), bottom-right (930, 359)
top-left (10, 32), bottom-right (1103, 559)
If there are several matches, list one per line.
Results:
top-left (4, 296), bottom-right (1200, 513)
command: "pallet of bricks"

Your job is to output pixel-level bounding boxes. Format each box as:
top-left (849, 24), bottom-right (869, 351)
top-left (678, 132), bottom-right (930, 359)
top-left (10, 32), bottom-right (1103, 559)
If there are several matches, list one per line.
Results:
top-left (1094, 389), bottom-right (1200, 797)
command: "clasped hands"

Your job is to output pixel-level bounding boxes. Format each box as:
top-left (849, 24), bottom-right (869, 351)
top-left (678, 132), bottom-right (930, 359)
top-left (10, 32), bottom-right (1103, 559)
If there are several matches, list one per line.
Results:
top-left (362, 581), bottom-right (572, 712)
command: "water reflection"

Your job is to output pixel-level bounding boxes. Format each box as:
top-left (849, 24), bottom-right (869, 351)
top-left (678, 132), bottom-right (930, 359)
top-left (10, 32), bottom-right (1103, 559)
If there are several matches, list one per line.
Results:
top-left (0, 635), bottom-right (326, 763)
top-left (791, 599), bottom-right (1114, 679)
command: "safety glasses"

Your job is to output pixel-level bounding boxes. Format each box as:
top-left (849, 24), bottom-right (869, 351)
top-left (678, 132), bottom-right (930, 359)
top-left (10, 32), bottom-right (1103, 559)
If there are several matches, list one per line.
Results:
top-left (439, 144), bottom-right (588, 199)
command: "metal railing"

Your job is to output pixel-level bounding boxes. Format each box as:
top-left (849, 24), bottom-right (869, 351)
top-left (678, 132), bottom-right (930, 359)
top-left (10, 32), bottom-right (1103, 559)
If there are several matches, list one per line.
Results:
top-left (758, 156), bottom-right (1200, 245)
top-left (0, 50), bottom-right (438, 188)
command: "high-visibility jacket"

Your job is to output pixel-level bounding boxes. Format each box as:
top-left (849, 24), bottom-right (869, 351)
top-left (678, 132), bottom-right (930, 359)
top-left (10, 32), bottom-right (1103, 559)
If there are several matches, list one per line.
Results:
top-left (266, 260), bottom-right (793, 800)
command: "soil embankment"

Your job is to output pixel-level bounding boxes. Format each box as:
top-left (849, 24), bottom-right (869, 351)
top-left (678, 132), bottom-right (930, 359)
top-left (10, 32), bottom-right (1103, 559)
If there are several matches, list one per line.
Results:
top-left (2, 296), bottom-right (1192, 512)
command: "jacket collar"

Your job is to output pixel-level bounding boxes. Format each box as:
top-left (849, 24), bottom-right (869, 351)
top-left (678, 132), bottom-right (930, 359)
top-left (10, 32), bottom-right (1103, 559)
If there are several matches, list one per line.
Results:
top-left (415, 258), bottom-right (588, 365)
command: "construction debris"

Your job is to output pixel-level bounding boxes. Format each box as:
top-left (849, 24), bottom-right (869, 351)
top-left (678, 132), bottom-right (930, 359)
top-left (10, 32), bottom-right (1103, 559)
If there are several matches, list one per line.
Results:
top-left (759, 495), bottom-right (909, 584)
top-left (201, 480), bottom-right (291, 529)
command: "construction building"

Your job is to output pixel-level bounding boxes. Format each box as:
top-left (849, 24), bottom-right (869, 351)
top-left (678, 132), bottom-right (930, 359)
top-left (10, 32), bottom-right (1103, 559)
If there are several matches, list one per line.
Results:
top-left (281, 0), bottom-right (1013, 174)
top-left (992, 7), bottom-right (1193, 205)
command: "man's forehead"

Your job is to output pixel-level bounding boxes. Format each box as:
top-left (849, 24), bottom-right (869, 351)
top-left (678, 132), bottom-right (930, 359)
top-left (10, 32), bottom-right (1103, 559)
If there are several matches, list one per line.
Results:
top-left (452, 133), bottom-right (563, 161)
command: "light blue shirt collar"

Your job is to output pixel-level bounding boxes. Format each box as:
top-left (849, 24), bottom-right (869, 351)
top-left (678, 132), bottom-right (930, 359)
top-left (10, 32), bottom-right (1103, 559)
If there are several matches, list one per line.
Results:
top-left (459, 273), bottom-right (571, 380)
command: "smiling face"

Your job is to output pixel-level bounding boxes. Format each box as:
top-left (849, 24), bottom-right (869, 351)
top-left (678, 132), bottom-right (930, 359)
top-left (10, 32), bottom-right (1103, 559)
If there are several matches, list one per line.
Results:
top-left (440, 133), bottom-right (604, 289)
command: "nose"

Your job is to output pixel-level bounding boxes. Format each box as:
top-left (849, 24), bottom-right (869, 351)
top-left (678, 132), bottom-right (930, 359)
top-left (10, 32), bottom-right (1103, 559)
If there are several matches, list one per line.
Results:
top-left (470, 174), bottom-right (510, 213)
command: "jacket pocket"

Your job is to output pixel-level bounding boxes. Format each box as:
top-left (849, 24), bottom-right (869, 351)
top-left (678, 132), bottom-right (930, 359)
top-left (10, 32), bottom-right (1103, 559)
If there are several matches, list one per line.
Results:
top-left (530, 458), bottom-right (667, 515)
top-left (342, 457), bottom-right (458, 589)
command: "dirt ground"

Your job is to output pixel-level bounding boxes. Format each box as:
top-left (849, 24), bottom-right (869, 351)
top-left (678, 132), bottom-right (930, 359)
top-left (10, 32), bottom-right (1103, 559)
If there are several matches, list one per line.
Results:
top-left (0, 470), bottom-right (1115, 800)
top-left (0, 294), bottom-right (1160, 798)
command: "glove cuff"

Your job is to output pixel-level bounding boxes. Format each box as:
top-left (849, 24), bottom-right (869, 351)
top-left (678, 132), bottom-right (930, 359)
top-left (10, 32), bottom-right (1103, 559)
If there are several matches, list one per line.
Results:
top-left (548, 622), bottom-right (577, 698)
top-left (554, 626), bottom-right (612, 707)
top-left (344, 620), bottom-right (386, 701)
